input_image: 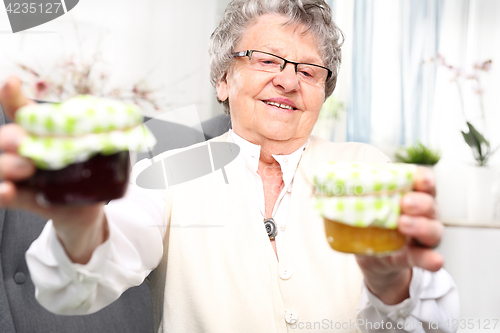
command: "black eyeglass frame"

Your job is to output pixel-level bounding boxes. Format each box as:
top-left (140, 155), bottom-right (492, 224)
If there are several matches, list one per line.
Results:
top-left (231, 50), bottom-right (333, 81)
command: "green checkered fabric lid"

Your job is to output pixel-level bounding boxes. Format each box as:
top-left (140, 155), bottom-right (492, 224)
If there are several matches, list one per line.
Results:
top-left (313, 161), bottom-right (417, 229)
top-left (16, 95), bottom-right (156, 170)
top-left (16, 95), bottom-right (144, 135)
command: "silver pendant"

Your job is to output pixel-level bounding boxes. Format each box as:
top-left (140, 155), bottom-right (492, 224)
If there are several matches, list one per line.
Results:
top-left (264, 218), bottom-right (278, 240)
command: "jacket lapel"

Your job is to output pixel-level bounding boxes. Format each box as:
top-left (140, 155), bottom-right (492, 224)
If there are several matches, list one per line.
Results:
top-left (0, 104), bottom-right (16, 332)
top-left (0, 208), bottom-right (16, 333)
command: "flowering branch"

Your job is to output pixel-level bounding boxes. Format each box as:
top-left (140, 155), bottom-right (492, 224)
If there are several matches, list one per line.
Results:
top-left (16, 52), bottom-right (164, 111)
top-left (431, 55), bottom-right (496, 166)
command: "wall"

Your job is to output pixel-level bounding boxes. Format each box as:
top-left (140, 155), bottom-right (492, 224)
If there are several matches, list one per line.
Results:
top-left (0, 0), bottom-right (220, 122)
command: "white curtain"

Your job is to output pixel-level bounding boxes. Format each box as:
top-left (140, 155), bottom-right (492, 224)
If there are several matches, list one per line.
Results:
top-left (342, 0), bottom-right (443, 154)
top-left (347, 0), bottom-right (374, 144)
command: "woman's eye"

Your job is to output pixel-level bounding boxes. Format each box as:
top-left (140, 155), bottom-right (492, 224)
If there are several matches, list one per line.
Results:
top-left (261, 59), bottom-right (279, 65)
top-left (299, 70), bottom-right (314, 78)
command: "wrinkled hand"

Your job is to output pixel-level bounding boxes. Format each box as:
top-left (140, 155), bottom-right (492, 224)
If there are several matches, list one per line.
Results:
top-left (356, 167), bottom-right (443, 305)
top-left (0, 76), bottom-right (106, 264)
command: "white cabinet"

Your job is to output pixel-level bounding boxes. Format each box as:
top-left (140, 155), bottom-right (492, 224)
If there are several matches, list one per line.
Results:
top-left (437, 226), bottom-right (500, 325)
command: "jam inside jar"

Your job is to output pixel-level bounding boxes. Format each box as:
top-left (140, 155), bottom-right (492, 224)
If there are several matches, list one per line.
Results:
top-left (19, 151), bottom-right (130, 205)
top-left (324, 217), bottom-right (406, 255)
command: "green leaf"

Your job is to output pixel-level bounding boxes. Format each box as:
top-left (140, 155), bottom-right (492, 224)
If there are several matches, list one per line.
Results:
top-left (462, 124), bottom-right (481, 159)
top-left (461, 130), bottom-right (478, 148)
top-left (461, 122), bottom-right (496, 166)
top-left (467, 122), bottom-right (490, 147)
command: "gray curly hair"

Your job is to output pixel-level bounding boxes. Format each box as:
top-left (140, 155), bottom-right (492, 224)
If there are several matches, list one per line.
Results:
top-left (209, 0), bottom-right (344, 114)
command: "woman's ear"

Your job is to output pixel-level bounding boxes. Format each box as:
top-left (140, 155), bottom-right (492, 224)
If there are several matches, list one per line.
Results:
top-left (216, 76), bottom-right (229, 102)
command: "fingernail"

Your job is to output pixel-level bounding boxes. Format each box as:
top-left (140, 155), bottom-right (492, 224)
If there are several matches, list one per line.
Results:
top-left (0, 81), bottom-right (7, 92)
top-left (400, 215), bottom-right (415, 230)
top-left (0, 80), bottom-right (12, 95)
top-left (2, 132), bottom-right (23, 149)
top-left (424, 170), bottom-right (434, 189)
top-left (403, 195), bottom-right (415, 208)
top-left (9, 138), bottom-right (21, 149)
top-left (15, 158), bottom-right (32, 172)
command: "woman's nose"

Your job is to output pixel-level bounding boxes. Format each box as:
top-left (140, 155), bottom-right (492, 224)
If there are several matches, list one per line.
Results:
top-left (272, 63), bottom-right (300, 92)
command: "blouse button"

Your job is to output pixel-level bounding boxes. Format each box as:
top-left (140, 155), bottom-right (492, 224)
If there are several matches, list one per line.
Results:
top-left (279, 267), bottom-right (293, 280)
top-left (284, 309), bottom-right (298, 324)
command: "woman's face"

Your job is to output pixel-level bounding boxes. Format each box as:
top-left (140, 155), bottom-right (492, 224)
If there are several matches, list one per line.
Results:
top-left (217, 14), bottom-right (326, 150)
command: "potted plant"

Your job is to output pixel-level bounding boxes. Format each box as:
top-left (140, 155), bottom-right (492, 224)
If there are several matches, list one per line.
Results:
top-left (395, 142), bottom-right (441, 167)
top-left (461, 121), bottom-right (499, 223)
top-left (436, 55), bottom-right (498, 223)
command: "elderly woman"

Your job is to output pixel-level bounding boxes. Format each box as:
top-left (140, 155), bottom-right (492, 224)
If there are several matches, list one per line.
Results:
top-left (0, 0), bottom-right (458, 332)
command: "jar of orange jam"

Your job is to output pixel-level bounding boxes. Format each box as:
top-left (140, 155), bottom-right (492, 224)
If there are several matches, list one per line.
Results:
top-left (313, 161), bottom-right (416, 255)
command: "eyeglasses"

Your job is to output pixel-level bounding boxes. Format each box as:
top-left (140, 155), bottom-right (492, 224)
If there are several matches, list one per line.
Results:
top-left (232, 50), bottom-right (332, 86)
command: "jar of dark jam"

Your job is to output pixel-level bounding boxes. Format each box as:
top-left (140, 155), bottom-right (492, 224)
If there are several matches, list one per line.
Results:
top-left (15, 95), bottom-right (156, 206)
top-left (18, 151), bottom-right (130, 205)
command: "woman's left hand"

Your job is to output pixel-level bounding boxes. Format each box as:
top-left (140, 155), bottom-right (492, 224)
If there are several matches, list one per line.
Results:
top-left (355, 167), bottom-right (444, 305)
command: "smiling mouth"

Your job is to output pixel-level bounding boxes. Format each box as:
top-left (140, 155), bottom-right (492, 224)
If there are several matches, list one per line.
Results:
top-left (263, 100), bottom-right (297, 110)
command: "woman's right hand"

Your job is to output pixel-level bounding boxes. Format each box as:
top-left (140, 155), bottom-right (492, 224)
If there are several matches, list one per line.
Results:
top-left (0, 76), bottom-right (108, 264)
